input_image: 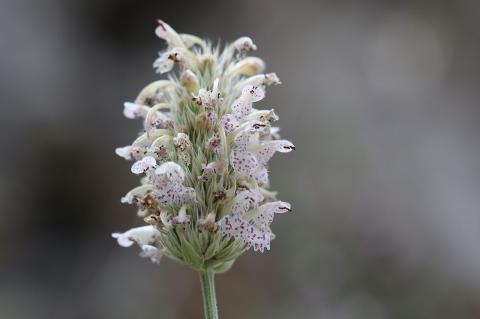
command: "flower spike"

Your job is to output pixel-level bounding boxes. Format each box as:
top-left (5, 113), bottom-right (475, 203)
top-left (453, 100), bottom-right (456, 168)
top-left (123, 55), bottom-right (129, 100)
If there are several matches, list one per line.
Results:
top-left (113, 20), bottom-right (294, 271)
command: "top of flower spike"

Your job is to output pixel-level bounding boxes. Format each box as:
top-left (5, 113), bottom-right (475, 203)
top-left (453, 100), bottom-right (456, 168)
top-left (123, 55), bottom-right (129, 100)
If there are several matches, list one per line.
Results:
top-left (155, 20), bottom-right (186, 48)
top-left (112, 20), bottom-right (294, 269)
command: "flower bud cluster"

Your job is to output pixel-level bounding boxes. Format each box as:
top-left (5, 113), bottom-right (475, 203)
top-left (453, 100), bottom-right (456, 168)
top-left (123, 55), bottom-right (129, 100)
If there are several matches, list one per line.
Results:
top-left (112, 20), bottom-right (294, 271)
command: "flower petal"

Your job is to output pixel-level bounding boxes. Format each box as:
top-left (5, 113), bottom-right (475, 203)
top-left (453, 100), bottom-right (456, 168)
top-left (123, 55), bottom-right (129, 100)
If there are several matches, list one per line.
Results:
top-left (233, 37), bottom-right (257, 59)
top-left (111, 225), bottom-right (160, 248)
top-left (221, 114), bottom-right (239, 133)
top-left (140, 244), bottom-right (162, 264)
top-left (230, 130), bottom-right (259, 175)
top-left (230, 148), bottom-right (258, 176)
top-left (264, 72), bottom-right (281, 86)
top-left (254, 201), bottom-right (291, 225)
top-left (115, 145), bottom-right (133, 160)
top-left (252, 165), bottom-right (269, 187)
top-left (242, 85), bottom-right (265, 102)
top-left (232, 97), bottom-right (251, 121)
top-left (256, 140), bottom-right (295, 166)
top-left (245, 224), bottom-right (271, 253)
top-left (153, 48), bottom-right (185, 74)
top-left (232, 190), bottom-right (261, 215)
top-left (154, 183), bottom-right (195, 206)
top-left (154, 161), bottom-right (185, 183)
top-left (217, 215), bottom-right (271, 253)
top-left (123, 102), bottom-right (147, 119)
top-left (246, 109), bottom-right (278, 124)
top-left (131, 156), bottom-right (157, 174)
top-left (153, 52), bottom-right (175, 74)
top-left (121, 185), bottom-right (153, 204)
top-left (150, 162), bottom-right (195, 206)
top-left (234, 37), bottom-right (257, 54)
top-left (232, 85), bottom-right (265, 120)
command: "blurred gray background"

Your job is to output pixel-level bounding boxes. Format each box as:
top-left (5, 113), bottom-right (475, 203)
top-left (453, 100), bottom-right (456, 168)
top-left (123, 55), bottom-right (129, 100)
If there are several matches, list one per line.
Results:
top-left (1, 0), bottom-right (480, 318)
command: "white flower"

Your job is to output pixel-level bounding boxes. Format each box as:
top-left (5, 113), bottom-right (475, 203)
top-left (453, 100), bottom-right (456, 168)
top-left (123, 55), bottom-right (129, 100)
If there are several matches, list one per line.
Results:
top-left (112, 225), bottom-right (160, 247)
top-left (217, 215), bottom-right (271, 253)
top-left (233, 73), bottom-right (281, 92)
top-left (231, 189), bottom-right (264, 216)
top-left (234, 36), bottom-right (257, 57)
top-left (154, 182), bottom-right (195, 207)
top-left (131, 156), bottom-right (157, 174)
top-left (115, 145), bottom-right (133, 160)
top-left (232, 85), bottom-right (265, 120)
top-left (131, 146), bottom-right (148, 160)
top-left (221, 114), bottom-right (240, 133)
top-left (120, 185), bottom-right (153, 204)
top-left (255, 140), bottom-right (295, 166)
top-left (154, 161), bottom-right (185, 182)
top-left (140, 244), bottom-right (163, 264)
top-left (246, 109), bottom-right (278, 124)
top-left (230, 130), bottom-right (258, 176)
top-left (217, 200), bottom-right (291, 253)
top-left (149, 162), bottom-right (196, 207)
top-left (250, 139), bottom-right (295, 185)
top-left (253, 201), bottom-right (291, 225)
top-left (153, 48), bottom-right (184, 74)
top-left (252, 166), bottom-right (270, 187)
top-left (123, 102), bottom-right (148, 119)
top-left (264, 73), bottom-right (281, 86)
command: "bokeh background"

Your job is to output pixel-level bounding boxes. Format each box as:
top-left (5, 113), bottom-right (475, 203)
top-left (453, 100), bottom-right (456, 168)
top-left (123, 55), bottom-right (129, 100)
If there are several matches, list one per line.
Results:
top-left (1, 0), bottom-right (480, 318)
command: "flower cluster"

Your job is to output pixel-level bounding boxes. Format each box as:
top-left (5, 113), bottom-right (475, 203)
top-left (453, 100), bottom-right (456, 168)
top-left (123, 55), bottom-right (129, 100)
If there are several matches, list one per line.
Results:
top-left (112, 20), bottom-right (294, 271)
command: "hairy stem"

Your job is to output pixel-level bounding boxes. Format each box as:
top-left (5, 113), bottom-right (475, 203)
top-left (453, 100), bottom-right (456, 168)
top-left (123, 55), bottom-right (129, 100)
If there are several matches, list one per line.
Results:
top-left (199, 270), bottom-right (219, 319)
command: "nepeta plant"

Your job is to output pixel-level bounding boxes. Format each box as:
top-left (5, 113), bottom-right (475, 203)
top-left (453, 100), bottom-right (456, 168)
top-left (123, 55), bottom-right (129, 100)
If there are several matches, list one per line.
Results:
top-left (112, 20), bottom-right (294, 319)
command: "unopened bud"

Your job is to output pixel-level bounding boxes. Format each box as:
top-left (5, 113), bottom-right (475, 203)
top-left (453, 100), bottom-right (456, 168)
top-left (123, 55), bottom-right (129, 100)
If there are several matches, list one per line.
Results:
top-left (180, 70), bottom-right (199, 93)
top-left (229, 57), bottom-right (265, 77)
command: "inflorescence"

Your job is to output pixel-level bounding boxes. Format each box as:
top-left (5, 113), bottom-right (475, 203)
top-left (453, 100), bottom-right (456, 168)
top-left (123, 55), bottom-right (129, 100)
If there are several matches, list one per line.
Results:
top-left (112, 20), bottom-right (295, 273)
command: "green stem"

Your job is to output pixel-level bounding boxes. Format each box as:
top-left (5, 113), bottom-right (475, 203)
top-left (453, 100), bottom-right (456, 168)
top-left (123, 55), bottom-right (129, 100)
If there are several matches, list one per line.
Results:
top-left (199, 270), bottom-right (219, 319)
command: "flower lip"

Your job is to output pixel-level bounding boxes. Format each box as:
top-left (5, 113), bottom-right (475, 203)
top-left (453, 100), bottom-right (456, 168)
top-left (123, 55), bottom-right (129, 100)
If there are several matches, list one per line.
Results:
top-left (234, 36), bottom-right (257, 58)
top-left (154, 161), bottom-right (185, 182)
top-left (131, 156), bottom-right (157, 174)
top-left (140, 244), bottom-right (162, 264)
top-left (115, 145), bottom-right (133, 160)
top-left (111, 225), bottom-right (160, 248)
top-left (244, 85), bottom-right (265, 102)
top-left (123, 102), bottom-right (147, 119)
